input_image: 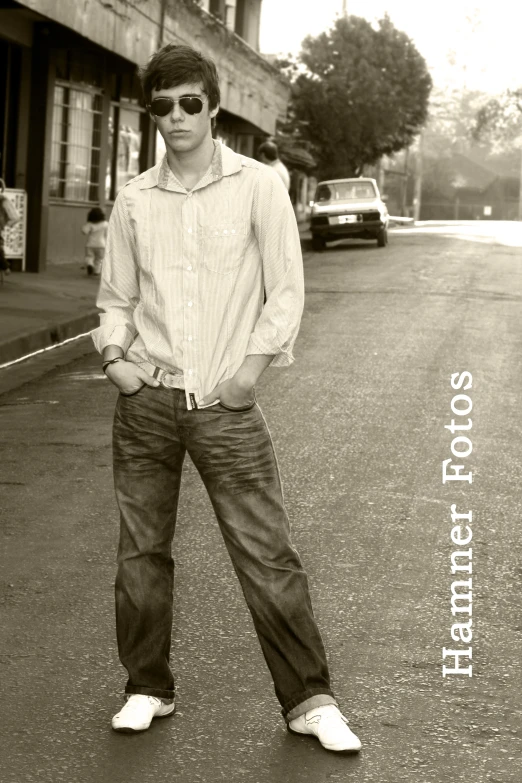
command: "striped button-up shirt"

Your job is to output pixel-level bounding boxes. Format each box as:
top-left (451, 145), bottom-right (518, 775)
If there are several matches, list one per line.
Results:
top-left (91, 141), bottom-right (304, 409)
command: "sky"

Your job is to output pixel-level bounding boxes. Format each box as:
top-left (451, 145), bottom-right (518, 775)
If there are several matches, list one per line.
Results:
top-left (259, 0), bottom-right (522, 94)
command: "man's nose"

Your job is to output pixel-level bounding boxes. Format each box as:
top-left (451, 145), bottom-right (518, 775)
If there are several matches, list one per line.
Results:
top-left (170, 101), bottom-right (184, 121)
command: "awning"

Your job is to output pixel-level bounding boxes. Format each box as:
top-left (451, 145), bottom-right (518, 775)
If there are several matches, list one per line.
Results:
top-left (277, 144), bottom-right (316, 173)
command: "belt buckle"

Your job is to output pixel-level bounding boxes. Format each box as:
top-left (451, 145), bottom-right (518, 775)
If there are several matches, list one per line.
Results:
top-left (160, 371), bottom-right (180, 389)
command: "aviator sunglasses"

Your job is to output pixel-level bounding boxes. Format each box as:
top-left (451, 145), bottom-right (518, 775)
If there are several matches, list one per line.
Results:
top-left (148, 95), bottom-right (207, 117)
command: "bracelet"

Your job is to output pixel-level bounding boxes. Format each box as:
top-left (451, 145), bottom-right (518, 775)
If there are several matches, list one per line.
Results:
top-left (102, 357), bottom-right (123, 374)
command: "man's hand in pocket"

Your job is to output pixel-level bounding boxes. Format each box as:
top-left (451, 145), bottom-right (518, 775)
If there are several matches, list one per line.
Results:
top-left (199, 376), bottom-right (255, 409)
top-left (105, 360), bottom-right (160, 396)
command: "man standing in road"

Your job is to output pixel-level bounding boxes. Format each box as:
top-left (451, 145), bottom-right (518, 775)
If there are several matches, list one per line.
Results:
top-left (92, 43), bottom-right (361, 754)
top-left (258, 140), bottom-right (291, 191)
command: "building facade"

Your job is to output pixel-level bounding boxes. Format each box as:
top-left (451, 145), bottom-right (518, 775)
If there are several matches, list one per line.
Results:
top-left (0, 0), bottom-right (288, 271)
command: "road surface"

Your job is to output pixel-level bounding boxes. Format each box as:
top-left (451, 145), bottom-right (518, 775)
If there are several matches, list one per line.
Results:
top-left (0, 222), bottom-right (521, 782)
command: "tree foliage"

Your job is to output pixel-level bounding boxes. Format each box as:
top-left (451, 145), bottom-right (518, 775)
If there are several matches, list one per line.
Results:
top-left (472, 89), bottom-right (522, 150)
top-left (280, 15), bottom-right (432, 179)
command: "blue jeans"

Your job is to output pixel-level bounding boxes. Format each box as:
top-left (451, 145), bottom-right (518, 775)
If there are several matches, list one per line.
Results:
top-left (112, 386), bottom-right (337, 720)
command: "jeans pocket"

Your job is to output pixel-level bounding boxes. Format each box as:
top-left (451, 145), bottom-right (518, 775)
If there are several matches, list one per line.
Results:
top-left (119, 382), bottom-right (147, 398)
top-left (218, 398), bottom-right (256, 412)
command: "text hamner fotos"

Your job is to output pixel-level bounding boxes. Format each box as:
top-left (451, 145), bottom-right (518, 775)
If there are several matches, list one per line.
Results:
top-left (441, 372), bottom-right (473, 677)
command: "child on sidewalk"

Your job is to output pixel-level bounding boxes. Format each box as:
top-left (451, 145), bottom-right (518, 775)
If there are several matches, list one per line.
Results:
top-left (81, 207), bottom-right (109, 276)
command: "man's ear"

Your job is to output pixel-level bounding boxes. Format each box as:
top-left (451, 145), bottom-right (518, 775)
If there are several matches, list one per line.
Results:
top-left (209, 103), bottom-right (220, 119)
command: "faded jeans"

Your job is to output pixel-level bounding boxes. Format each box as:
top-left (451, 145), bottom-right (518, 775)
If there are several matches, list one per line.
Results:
top-left (112, 386), bottom-right (337, 720)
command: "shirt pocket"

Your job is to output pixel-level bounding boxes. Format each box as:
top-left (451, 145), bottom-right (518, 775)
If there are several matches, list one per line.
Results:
top-left (200, 220), bottom-right (249, 275)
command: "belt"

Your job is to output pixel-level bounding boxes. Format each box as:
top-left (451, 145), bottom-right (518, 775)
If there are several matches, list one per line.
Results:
top-left (152, 365), bottom-right (184, 389)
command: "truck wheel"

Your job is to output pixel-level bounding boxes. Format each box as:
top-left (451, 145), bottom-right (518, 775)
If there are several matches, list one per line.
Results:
top-left (312, 234), bottom-right (326, 251)
top-left (377, 228), bottom-right (388, 247)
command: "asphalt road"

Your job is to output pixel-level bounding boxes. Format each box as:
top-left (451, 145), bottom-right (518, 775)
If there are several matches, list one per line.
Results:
top-left (1, 222), bottom-right (521, 783)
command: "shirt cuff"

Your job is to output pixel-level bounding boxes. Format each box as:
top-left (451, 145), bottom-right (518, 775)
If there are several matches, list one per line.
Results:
top-left (91, 323), bottom-right (135, 355)
top-left (246, 334), bottom-right (295, 367)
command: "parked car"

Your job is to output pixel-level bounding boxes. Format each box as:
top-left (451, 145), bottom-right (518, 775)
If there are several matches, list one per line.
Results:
top-left (310, 177), bottom-right (389, 251)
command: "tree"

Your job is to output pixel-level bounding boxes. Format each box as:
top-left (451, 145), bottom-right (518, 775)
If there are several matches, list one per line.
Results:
top-left (472, 89), bottom-right (522, 151)
top-left (282, 15), bottom-right (432, 180)
top-left (419, 86), bottom-right (497, 197)
top-left (472, 88), bottom-right (522, 220)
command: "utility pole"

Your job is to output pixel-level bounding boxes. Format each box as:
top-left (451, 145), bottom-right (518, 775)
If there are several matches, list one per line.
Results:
top-left (413, 132), bottom-right (423, 222)
top-left (342, 0), bottom-right (347, 16)
top-left (519, 146), bottom-right (522, 221)
top-left (401, 147), bottom-right (410, 217)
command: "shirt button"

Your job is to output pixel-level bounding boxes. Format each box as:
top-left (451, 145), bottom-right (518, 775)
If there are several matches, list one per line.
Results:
top-left (188, 192), bottom-right (193, 198)
top-left (223, 229), bottom-right (228, 235)
top-left (231, 229), bottom-right (236, 234)
top-left (188, 335), bottom-right (193, 341)
top-left (188, 301), bottom-right (193, 307)
top-left (187, 265), bottom-right (192, 271)
top-left (188, 227), bottom-right (193, 233)
top-left (188, 369), bottom-right (193, 375)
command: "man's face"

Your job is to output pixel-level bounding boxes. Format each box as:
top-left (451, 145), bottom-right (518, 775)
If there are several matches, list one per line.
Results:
top-left (150, 82), bottom-right (219, 155)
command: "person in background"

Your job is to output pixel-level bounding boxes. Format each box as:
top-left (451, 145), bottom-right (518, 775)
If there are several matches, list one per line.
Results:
top-left (258, 140), bottom-right (291, 191)
top-left (81, 207), bottom-right (109, 276)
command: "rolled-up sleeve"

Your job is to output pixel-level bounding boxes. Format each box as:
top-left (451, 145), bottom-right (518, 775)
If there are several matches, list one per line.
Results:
top-left (246, 167), bottom-right (305, 367)
top-left (91, 189), bottom-right (139, 355)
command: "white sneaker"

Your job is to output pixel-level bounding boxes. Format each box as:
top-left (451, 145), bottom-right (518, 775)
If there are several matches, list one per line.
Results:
top-left (288, 704), bottom-right (361, 753)
top-left (111, 694), bottom-right (175, 733)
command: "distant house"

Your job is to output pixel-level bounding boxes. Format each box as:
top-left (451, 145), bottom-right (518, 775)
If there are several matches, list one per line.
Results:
top-left (421, 150), bottom-right (520, 221)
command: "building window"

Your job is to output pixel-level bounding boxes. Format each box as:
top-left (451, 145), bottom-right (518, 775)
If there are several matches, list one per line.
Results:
top-left (50, 83), bottom-right (102, 201)
top-left (234, 0), bottom-right (245, 37)
top-left (106, 104), bottom-right (143, 199)
top-left (105, 71), bottom-right (146, 201)
top-left (209, 0), bottom-right (224, 21)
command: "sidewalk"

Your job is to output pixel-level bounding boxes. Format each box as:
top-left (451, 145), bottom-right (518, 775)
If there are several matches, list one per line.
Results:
top-left (0, 263), bottom-right (101, 366)
top-left (0, 222), bottom-right (313, 366)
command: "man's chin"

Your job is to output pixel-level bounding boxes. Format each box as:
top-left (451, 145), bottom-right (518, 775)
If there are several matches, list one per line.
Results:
top-left (167, 136), bottom-right (195, 152)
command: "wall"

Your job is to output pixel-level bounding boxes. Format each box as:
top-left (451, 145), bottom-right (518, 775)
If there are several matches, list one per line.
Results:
top-left (7, 0), bottom-right (289, 270)
top-left (14, 0), bottom-right (288, 135)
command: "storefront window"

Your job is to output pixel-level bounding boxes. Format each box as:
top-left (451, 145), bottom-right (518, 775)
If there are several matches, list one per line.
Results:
top-left (117, 107), bottom-right (142, 190)
top-left (50, 83), bottom-right (102, 201)
top-left (105, 103), bottom-right (144, 199)
top-left (105, 105), bottom-right (116, 201)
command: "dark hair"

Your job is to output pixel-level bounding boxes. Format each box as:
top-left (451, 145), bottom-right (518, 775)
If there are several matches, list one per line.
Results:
top-left (139, 44), bottom-right (220, 111)
top-left (88, 207), bottom-right (106, 223)
top-left (258, 141), bottom-right (278, 162)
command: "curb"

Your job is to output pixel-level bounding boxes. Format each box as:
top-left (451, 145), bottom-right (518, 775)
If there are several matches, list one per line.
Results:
top-left (389, 216), bottom-right (415, 226)
top-left (0, 309), bottom-right (100, 367)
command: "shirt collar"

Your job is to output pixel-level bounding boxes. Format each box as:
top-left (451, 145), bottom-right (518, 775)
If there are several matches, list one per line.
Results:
top-left (137, 140), bottom-right (242, 191)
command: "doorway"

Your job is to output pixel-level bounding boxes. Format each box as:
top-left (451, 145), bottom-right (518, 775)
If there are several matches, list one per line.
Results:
top-left (0, 39), bottom-right (22, 187)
